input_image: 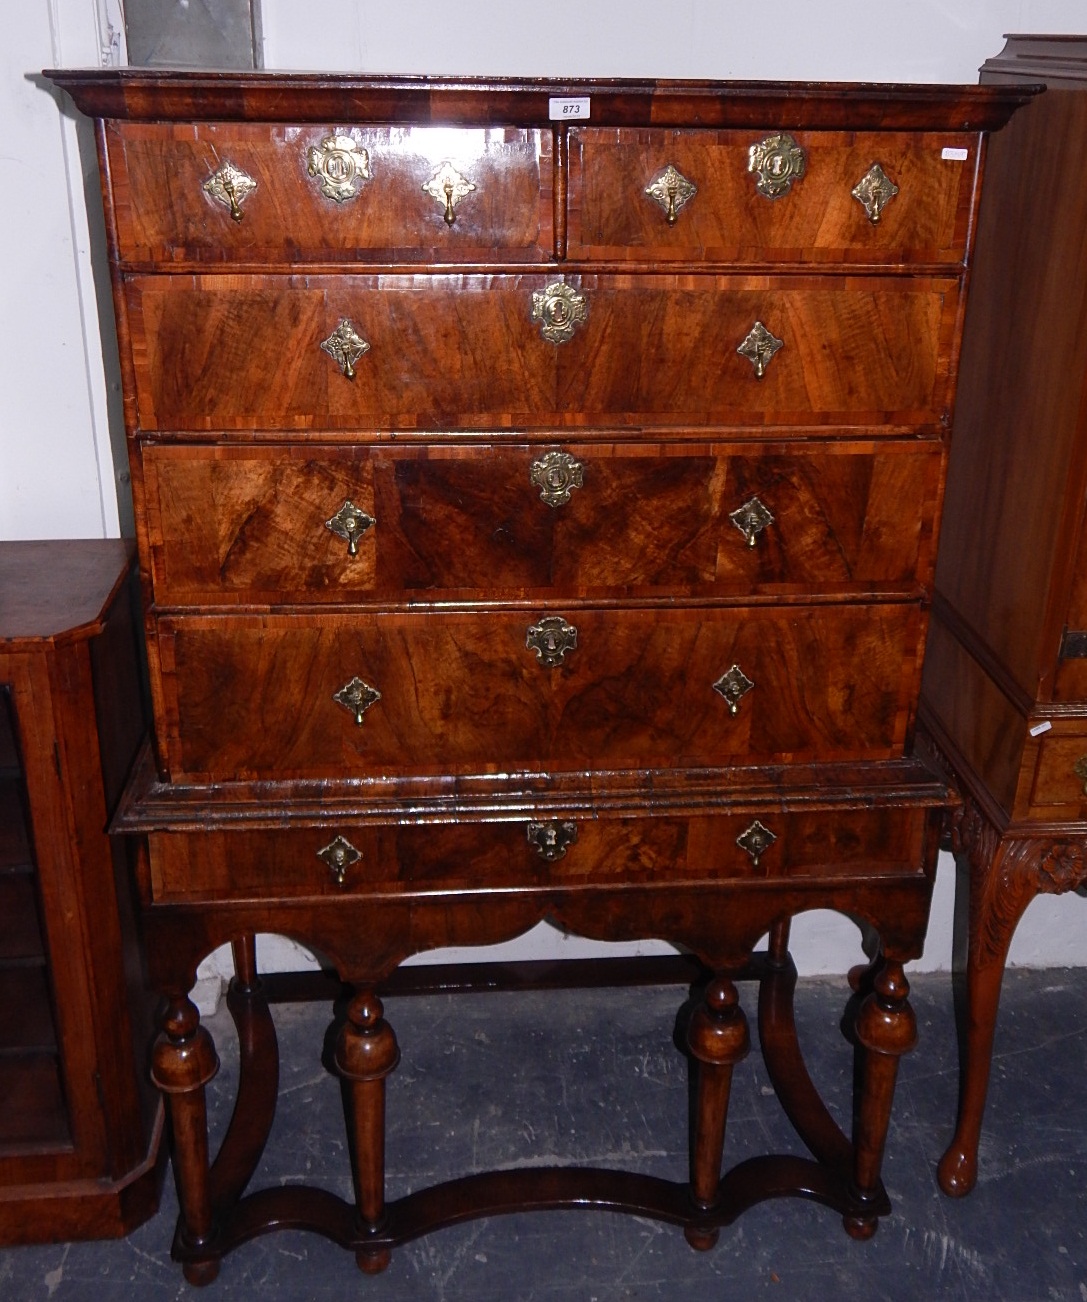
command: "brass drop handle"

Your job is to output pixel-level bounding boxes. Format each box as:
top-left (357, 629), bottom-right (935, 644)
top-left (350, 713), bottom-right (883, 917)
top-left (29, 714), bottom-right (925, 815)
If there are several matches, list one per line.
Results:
top-left (527, 820), bottom-right (578, 861)
top-left (737, 321), bottom-right (784, 379)
top-left (526, 615), bottom-right (578, 666)
top-left (423, 162), bottom-right (476, 226)
top-left (326, 500), bottom-right (375, 556)
top-left (1073, 755), bottom-right (1087, 796)
top-left (736, 820), bottom-right (776, 869)
top-left (645, 164), bottom-right (697, 225)
top-left (729, 496), bottom-right (774, 548)
top-left (333, 676), bottom-right (381, 726)
top-left (203, 161), bottom-right (256, 222)
top-left (321, 319), bottom-right (370, 380)
top-left (852, 162), bottom-right (899, 224)
top-left (713, 664), bottom-right (754, 716)
top-left (317, 835), bottom-right (361, 886)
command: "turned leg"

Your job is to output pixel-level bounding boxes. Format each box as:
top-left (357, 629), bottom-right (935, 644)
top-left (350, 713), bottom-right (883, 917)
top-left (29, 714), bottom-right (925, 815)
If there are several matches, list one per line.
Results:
top-left (151, 991), bottom-right (221, 1286)
top-left (845, 959), bottom-right (916, 1240)
top-left (684, 975), bottom-right (750, 1250)
top-left (334, 988), bottom-right (400, 1274)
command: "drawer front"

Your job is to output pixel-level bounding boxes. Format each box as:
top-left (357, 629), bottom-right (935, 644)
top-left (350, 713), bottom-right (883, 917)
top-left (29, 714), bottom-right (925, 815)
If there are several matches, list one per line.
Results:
top-left (1026, 730), bottom-right (1087, 819)
top-left (141, 439), bottom-right (941, 606)
top-left (155, 604), bottom-right (921, 781)
top-left (106, 122), bottom-right (552, 264)
top-left (125, 273), bottom-right (957, 433)
top-left (149, 805), bottom-right (929, 903)
top-left (568, 128), bottom-right (978, 265)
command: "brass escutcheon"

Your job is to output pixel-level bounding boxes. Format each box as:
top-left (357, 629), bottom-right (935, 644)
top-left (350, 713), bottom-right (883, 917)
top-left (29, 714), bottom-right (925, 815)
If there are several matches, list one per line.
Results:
top-left (203, 160), bottom-right (256, 222)
top-left (530, 451), bottom-right (584, 508)
top-left (737, 321), bottom-right (784, 379)
top-left (307, 134), bottom-right (371, 202)
top-left (531, 283), bottom-right (588, 345)
top-left (1074, 755), bottom-right (1087, 796)
top-left (320, 319), bottom-right (370, 380)
top-left (527, 820), bottom-right (578, 861)
top-left (644, 163), bottom-right (697, 225)
top-left (736, 820), bottom-right (776, 869)
top-left (325, 499), bottom-right (375, 556)
top-left (748, 133), bottom-right (807, 200)
top-left (333, 676), bottom-right (381, 726)
top-left (713, 664), bottom-right (754, 716)
top-left (852, 162), bottom-right (900, 224)
top-left (422, 162), bottom-right (476, 225)
top-left (729, 496), bottom-right (774, 547)
top-left (317, 834), bottom-right (361, 886)
top-left (526, 615), bottom-right (578, 666)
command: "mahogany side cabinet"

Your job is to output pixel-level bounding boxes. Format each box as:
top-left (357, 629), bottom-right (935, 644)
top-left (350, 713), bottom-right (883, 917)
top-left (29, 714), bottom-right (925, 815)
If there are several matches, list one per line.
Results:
top-left (919, 34), bottom-right (1087, 1196)
top-left (45, 69), bottom-right (1034, 1282)
top-left (0, 539), bottom-right (162, 1242)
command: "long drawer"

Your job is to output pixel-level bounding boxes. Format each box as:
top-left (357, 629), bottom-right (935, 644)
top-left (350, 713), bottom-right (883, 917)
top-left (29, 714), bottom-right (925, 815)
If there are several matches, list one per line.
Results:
top-left (153, 603), bottom-right (923, 781)
top-left (148, 805), bottom-right (929, 904)
top-left (140, 438), bottom-right (942, 606)
top-left (125, 273), bottom-right (958, 433)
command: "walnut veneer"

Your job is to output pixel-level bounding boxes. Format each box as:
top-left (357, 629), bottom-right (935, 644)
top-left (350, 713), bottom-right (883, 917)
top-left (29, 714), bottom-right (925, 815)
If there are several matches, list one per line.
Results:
top-left (917, 35), bottom-right (1087, 1197)
top-left (47, 69), bottom-right (1033, 1281)
top-left (0, 540), bottom-right (162, 1242)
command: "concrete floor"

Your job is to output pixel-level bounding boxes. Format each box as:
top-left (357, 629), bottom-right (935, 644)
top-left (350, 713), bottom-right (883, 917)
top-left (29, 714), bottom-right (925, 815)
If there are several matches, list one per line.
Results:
top-left (2, 967), bottom-right (1086, 1301)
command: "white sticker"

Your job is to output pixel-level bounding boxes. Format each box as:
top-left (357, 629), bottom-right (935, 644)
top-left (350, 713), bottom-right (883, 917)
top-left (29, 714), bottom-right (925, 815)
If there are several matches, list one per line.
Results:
top-left (1029, 720), bottom-right (1053, 737)
top-left (549, 97), bottom-right (590, 121)
top-left (941, 147), bottom-right (969, 161)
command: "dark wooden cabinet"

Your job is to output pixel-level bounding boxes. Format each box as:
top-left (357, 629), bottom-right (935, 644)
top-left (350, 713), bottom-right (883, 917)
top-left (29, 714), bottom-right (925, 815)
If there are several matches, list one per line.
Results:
top-left (918, 34), bottom-right (1087, 1197)
top-left (0, 540), bottom-right (162, 1242)
top-left (47, 69), bottom-right (1032, 1281)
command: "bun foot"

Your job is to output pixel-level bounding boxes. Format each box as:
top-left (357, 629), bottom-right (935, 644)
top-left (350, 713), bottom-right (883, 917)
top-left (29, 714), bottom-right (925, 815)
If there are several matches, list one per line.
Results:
top-left (182, 1259), bottom-right (220, 1287)
top-left (843, 1213), bottom-right (878, 1240)
top-left (684, 1224), bottom-right (720, 1251)
top-left (356, 1247), bottom-right (392, 1274)
top-left (937, 1143), bottom-right (978, 1197)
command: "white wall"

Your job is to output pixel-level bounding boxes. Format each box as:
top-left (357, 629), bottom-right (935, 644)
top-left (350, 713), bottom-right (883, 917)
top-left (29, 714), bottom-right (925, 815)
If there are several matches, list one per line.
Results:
top-left (12, 0), bottom-right (1087, 987)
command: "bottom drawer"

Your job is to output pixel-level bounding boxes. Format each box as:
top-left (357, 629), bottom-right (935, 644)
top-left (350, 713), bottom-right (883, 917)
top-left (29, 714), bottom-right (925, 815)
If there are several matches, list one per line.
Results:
top-left (1027, 728), bottom-right (1087, 819)
top-left (149, 805), bottom-right (928, 904)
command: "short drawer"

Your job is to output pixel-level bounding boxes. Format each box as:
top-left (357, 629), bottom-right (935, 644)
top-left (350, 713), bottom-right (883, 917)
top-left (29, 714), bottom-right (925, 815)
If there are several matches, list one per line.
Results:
top-left (140, 438), bottom-right (941, 606)
top-left (568, 128), bottom-right (979, 265)
top-left (148, 805), bottom-right (929, 904)
top-left (106, 122), bottom-right (552, 264)
top-left (125, 272), bottom-right (958, 434)
top-left (1026, 729), bottom-right (1087, 819)
top-left (153, 603), bottom-right (922, 782)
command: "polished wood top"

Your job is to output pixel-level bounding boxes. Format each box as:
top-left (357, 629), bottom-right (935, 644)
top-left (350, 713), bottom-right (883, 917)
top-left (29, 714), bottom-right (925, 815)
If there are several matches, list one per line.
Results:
top-left (0, 539), bottom-right (134, 644)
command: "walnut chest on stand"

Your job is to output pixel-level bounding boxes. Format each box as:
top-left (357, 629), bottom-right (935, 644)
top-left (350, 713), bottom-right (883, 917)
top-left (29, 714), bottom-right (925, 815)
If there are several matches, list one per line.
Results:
top-left (46, 69), bottom-right (1032, 1282)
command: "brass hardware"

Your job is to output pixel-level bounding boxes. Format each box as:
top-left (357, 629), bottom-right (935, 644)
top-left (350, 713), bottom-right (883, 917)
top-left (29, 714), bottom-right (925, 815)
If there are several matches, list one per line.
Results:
top-left (307, 134), bottom-right (371, 202)
top-left (530, 283), bottom-right (588, 345)
top-left (526, 615), bottom-right (578, 666)
top-left (737, 321), bottom-right (784, 378)
top-left (527, 820), bottom-right (578, 861)
top-left (729, 496), bottom-right (774, 547)
top-left (333, 676), bottom-right (381, 725)
top-left (325, 499), bottom-right (375, 556)
top-left (713, 664), bottom-right (754, 716)
top-left (321, 319), bottom-right (370, 379)
top-left (644, 164), bottom-right (697, 225)
top-left (1074, 756), bottom-right (1087, 796)
top-left (748, 133), bottom-right (807, 199)
top-left (202, 161), bottom-right (256, 222)
top-left (422, 162), bottom-right (476, 225)
top-left (736, 820), bottom-right (776, 869)
top-left (317, 834), bottom-right (361, 886)
top-left (530, 451), bottom-right (584, 508)
top-left (852, 162), bottom-right (899, 224)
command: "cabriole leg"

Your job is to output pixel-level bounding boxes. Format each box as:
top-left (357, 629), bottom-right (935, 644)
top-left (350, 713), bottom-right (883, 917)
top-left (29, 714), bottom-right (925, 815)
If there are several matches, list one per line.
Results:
top-left (334, 988), bottom-right (401, 1274)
